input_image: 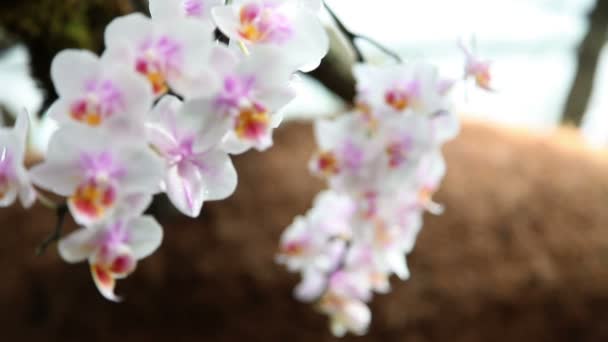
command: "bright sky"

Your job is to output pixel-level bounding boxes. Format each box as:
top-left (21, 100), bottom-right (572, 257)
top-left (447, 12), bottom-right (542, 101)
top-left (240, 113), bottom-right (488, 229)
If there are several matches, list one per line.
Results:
top-left (1, 0), bottom-right (607, 147)
top-left (288, 0), bottom-right (608, 143)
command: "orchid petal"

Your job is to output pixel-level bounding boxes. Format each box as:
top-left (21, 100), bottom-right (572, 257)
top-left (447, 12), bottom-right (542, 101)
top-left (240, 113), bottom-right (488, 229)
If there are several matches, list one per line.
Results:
top-left (58, 228), bottom-right (99, 263)
top-left (90, 263), bottom-right (121, 302)
top-left (51, 49), bottom-right (101, 97)
top-left (126, 215), bottom-right (164, 259)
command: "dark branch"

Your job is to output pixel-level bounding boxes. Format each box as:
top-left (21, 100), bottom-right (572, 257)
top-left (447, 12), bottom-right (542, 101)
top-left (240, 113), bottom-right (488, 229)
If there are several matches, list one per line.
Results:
top-left (561, 0), bottom-right (608, 126)
top-left (308, 27), bottom-right (357, 102)
top-left (323, 2), bottom-right (364, 62)
top-left (355, 34), bottom-right (403, 63)
top-left (36, 204), bottom-right (68, 256)
top-left (323, 2), bottom-right (402, 63)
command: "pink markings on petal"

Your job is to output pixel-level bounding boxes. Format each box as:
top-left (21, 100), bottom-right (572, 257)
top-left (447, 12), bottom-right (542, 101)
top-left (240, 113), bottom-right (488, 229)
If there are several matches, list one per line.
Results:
top-left (240, 3), bottom-right (261, 23)
top-left (69, 179), bottom-right (117, 221)
top-left (176, 161), bottom-right (197, 211)
top-left (69, 152), bottom-right (125, 222)
top-left (238, 2), bottom-right (294, 44)
top-left (385, 80), bottom-right (420, 112)
top-left (70, 79), bottom-right (124, 126)
top-left (280, 240), bottom-right (309, 257)
top-left (135, 36), bottom-right (183, 96)
top-left (91, 264), bottom-right (120, 302)
top-left (234, 103), bottom-right (270, 141)
top-left (183, 0), bottom-right (204, 17)
top-left (214, 74), bottom-right (256, 113)
top-left (337, 141), bottom-right (364, 171)
top-left (360, 191), bottom-right (378, 219)
top-left (460, 41), bottom-right (493, 91)
top-left (470, 62), bottom-right (492, 91)
top-left (78, 151), bottom-right (126, 180)
top-left (109, 253), bottom-right (137, 277)
top-left (386, 136), bottom-right (412, 168)
top-left (0, 149), bottom-right (15, 200)
top-left (314, 151), bottom-right (340, 177)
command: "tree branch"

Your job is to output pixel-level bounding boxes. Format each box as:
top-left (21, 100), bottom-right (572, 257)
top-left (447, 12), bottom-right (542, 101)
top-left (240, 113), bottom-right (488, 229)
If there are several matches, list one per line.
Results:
top-left (561, 0), bottom-right (608, 126)
top-left (323, 2), bottom-right (402, 63)
top-left (309, 27), bottom-right (357, 102)
top-left (36, 204), bottom-right (68, 256)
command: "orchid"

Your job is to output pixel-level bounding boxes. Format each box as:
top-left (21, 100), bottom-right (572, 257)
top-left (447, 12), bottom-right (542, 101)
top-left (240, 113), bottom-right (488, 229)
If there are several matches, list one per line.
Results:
top-left (0, 111), bottom-right (35, 208)
top-left (149, 0), bottom-right (225, 24)
top-left (186, 45), bottom-right (296, 153)
top-left (58, 215), bottom-right (163, 301)
top-left (277, 192), bottom-right (354, 275)
top-left (30, 125), bottom-right (164, 225)
top-left (48, 49), bottom-right (153, 132)
top-left (280, 58), bottom-right (461, 335)
top-left (2, 0), bottom-right (475, 337)
top-left (319, 270), bottom-right (373, 337)
top-left (309, 114), bottom-right (381, 193)
top-left (212, 0), bottom-right (329, 71)
top-left (459, 40), bottom-right (493, 91)
top-left (353, 63), bottom-right (444, 117)
top-left (412, 151), bottom-right (447, 215)
top-left (146, 95), bottom-right (238, 217)
top-left (13, 0), bottom-right (330, 308)
top-left (103, 13), bottom-right (215, 98)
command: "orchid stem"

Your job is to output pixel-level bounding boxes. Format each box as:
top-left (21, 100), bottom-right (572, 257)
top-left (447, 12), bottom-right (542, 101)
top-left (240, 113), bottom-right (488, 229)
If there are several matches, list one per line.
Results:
top-left (36, 204), bottom-right (68, 256)
top-left (35, 190), bottom-right (59, 210)
top-left (323, 1), bottom-right (402, 63)
top-left (238, 41), bottom-right (250, 56)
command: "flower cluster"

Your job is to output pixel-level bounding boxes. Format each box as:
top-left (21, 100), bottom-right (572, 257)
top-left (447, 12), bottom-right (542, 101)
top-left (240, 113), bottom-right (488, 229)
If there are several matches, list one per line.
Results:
top-left (1, 0), bottom-right (495, 335)
top-left (1, 0), bottom-right (328, 301)
top-left (277, 62), bottom-right (462, 336)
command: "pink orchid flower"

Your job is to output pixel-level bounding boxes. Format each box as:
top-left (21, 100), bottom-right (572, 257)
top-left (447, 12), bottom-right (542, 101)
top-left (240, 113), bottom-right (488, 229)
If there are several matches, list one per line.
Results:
top-left (212, 0), bottom-right (328, 71)
top-left (48, 49), bottom-right (152, 133)
top-left (0, 111), bottom-right (35, 208)
top-left (146, 95), bottom-right (238, 217)
top-left (103, 13), bottom-right (215, 98)
top-left (58, 215), bottom-right (163, 301)
top-left (30, 125), bottom-right (164, 225)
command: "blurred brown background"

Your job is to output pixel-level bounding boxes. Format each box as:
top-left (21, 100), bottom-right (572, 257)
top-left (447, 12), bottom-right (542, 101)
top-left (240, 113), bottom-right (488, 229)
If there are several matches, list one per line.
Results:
top-left (3, 120), bottom-right (608, 341)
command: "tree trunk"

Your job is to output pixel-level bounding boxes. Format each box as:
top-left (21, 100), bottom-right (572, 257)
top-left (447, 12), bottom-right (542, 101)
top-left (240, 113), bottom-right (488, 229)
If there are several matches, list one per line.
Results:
top-left (562, 0), bottom-right (608, 126)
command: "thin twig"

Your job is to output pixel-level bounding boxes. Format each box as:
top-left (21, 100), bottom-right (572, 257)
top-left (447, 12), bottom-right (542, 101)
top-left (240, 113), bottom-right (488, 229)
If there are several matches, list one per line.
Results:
top-left (355, 34), bottom-right (403, 63)
top-left (36, 204), bottom-right (68, 256)
top-left (323, 1), bottom-right (402, 63)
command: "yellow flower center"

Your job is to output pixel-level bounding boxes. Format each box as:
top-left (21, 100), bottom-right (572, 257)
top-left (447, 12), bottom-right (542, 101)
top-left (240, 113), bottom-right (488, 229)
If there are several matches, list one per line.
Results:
top-left (316, 151), bottom-right (340, 176)
top-left (69, 180), bottom-right (116, 220)
top-left (147, 71), bottom-right (169, 96)
top-left (239, 23), bottom-right (263, 42)
top-left (235, 106), bottom-right (270, 140)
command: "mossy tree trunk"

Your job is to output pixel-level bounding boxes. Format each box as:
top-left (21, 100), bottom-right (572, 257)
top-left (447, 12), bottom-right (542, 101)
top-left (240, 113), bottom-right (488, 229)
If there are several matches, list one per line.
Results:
top-left (0, 0), bottom-right (358, 111)
top-left (0, 0), bottom-right (142, 110)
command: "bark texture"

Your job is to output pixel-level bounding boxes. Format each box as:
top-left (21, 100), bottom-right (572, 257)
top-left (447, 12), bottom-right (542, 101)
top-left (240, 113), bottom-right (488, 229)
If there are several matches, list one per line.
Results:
top-left (0, 0), bottom-right (139, 109)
